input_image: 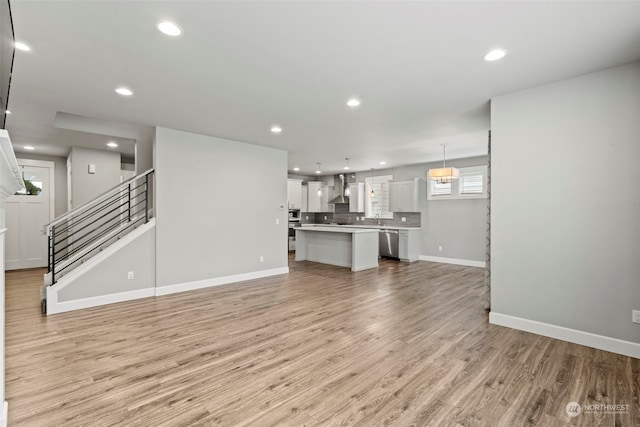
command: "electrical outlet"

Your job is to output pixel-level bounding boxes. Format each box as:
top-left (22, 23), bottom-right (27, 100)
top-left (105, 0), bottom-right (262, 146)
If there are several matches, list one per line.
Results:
top-left (438, 246), bottom-right (443, 252)
top-left (632, 310), bottom-right (640, 324)
top-left (259, 256), bottom-right (264, 263)
top-left (275, 218), bottom-right (279, 225)
top-left (401, 217), bottom-right (406, 222)
top-left (127, 271), bottom-right (134, 280)
top-left (324, 216), bottom-right (327, 220)
top-left (305, 216), bottom-right (309, 220)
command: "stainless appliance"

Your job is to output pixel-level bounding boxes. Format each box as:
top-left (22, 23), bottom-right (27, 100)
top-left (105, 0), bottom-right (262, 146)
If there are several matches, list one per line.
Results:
top-left (379, 229), bottom-right (399, 259)
top-left (288, 210), bottom-right (300, 251)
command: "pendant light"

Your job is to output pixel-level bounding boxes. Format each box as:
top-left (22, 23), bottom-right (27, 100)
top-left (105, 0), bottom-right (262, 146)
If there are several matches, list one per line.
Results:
top-left (369, 168), bottom-right (375, 199)
top-left (315, 163), bottom-right (322, 196)
top-left (343, 157), bottom-right (350, 170)
top-left (428, 144), bottom-right (459, 184)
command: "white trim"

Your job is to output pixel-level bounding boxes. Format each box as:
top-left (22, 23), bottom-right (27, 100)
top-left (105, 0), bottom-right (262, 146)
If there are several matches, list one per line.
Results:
top-left (47, 287), bottom-right (155, 315)
top-left (155, 267), bottom-right (290, 296)
top-left (489, 312), bottom-right (640, 359)
top-left (1, 401), bottom-right (7, 427)
top-left (0, 229), bottom-right (6, 236)
top-left (419, 255), bottom-right (485, 268)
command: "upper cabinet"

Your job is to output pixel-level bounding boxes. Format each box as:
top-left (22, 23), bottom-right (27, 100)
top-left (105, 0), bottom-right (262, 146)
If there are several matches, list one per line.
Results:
top-left (348, 182), bottom-right (365, 213)
top-left (307, 181), bottom-right (328, 212)
top-left (287, 179), bottom-right (302, 210)
top-left (301, 185), bottom-right (308, 212)
top-left (388, 178), bottom-right (422, 212)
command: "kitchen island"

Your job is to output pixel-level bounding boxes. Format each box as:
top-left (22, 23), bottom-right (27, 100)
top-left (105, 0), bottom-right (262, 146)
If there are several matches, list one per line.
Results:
top-left (295, 226), bottom-right (379, 271)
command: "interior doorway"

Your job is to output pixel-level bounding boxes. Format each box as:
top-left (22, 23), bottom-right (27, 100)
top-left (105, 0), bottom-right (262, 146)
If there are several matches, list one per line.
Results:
top-left (4, 159), bottom-right (55, 270)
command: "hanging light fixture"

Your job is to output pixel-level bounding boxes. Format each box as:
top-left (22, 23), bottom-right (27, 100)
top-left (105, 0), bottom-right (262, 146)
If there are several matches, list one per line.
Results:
top-left (315, 162), bottom-right (321, 174)
top-left (343, 157), bottom-right (350, 170)
top-left (428, 144), bottom-right (459, 184)
top-left (370, 168), bottom-right (375, 199)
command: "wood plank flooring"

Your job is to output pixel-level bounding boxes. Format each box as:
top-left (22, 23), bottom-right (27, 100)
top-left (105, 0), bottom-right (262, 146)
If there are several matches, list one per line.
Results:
top-left (4, 257), bottom-right (639, 426)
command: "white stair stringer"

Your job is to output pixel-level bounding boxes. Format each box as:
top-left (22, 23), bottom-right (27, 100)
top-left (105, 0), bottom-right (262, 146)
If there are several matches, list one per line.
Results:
top-left (45, 219), bottom-right (156, 315)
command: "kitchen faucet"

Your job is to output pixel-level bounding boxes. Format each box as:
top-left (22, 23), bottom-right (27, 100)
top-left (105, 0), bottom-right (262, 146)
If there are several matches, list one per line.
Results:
top-left (375, 213), bottom-right (382, 226)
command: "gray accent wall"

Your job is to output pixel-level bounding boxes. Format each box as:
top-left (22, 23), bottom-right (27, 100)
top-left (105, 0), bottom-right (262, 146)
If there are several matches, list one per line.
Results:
top-left (491, 61), bottom-right (640, 344)
top-left (69, 147), bottom-right (121, 208)
top-left (154, 127), bottom-right (288, 287)
top-left (57, 223), bottom-right (155, 301)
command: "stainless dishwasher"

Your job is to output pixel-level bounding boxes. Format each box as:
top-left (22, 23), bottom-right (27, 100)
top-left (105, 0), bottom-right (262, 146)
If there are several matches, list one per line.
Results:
top-left (379, 229), bottom-right (399, 259)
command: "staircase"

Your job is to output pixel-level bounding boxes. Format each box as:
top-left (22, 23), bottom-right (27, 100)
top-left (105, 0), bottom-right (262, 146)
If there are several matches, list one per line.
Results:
top-left (42, 169), bottom-right (154, 313)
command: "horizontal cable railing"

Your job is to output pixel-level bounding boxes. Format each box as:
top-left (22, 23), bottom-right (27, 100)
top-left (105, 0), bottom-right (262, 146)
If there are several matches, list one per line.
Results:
top-left (46, 169), bottom-right (154, 285)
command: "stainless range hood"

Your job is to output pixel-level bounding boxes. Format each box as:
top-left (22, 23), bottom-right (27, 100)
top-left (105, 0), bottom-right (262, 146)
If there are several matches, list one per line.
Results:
top-left (329, 173), bottom-right (350, 204)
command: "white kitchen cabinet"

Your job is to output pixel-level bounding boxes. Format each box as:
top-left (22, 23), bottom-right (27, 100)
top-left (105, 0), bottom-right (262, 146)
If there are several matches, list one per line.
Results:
top-left (307, 181), bottom-right (328, 212)
top-left (389, 178), bottom-right (422, 212)
top-left (399, 228), bottom-right (420, 262)
top-left (348, 182), bottom-right (365, 213)
top-left (301, 185), bottom-right (308, 212)
top-left (287, 179), bottom-right (302, 209)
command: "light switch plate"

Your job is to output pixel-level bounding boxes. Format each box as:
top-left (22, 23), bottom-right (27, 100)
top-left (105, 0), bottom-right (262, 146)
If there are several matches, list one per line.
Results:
top-left (88, 163), bottom-right (96, 174)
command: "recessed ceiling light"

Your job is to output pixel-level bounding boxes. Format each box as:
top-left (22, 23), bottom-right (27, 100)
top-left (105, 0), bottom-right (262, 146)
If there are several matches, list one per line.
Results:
top-left (270, 125), bottom-right (282, 134)
top-left (346, 98), bottom-right (361, 107)
top-left (379, 161), bottom-right (386, 165)
top-left (115, 87), bottom-right (133, 96)
top-left (107, 141), bottom-right (118, 148)
top-left (157, 21), bottom-right (183, 37)
top-left (24, 145), bottom-right (35, 150)
top-left (5, 110), bottom-right (10, 114)
top-left (483, 49), bottom-right (508, 62)
top-left (15, 42), bottom-right (30, 51)
top-left (293, 167), bottom-right (300, 172)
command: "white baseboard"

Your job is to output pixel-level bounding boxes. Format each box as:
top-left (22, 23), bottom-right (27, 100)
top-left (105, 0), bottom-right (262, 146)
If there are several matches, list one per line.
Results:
top-left (47, 287), bottom-right (155, 315)
top-left (419, 255), bottom-right (485, 268)
top-left (155, 267), bottom-right (289, 296)
top-left (489, 312), bottom-right (640, 359)
top-left (1, 401), bottom-right (7, 427)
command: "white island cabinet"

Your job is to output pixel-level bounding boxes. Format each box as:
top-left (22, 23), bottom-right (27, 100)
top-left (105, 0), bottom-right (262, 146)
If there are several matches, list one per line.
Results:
top-left (295, 226), bottom-right (379, 271)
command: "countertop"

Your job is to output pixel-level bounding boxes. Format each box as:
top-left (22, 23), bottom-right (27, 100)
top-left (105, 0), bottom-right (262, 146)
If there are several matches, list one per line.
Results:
top-left (299, 224), bottom-right (421, 231)
top-left (296, 226), bottom-right (379, 234)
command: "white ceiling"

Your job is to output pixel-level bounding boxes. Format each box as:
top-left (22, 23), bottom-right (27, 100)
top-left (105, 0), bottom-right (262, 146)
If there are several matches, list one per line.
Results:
top-left (6, 1), bottom-right (640, 175)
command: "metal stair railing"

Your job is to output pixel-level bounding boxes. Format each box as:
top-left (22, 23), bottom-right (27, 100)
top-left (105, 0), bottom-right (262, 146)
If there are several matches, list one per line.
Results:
top-left (46, 168), bottom-right (154, 285)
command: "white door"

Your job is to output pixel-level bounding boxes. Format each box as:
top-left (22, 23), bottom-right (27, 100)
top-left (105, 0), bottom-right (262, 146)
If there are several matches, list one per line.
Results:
top-left (5, 159), bottom-right (54, 270)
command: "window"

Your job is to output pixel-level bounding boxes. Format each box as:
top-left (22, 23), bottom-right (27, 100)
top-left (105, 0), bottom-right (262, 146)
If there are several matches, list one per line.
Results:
top-left (427, 165), bottom-right (487, 200)
top-left (365, 174), bottom-right (393, 218)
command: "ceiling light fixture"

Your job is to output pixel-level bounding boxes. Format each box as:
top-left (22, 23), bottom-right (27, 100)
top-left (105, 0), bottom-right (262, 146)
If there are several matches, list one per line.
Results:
top-left (343, 157), bottom-right (350, 170)
top-left (379, 161), bottom-right (386, 165)
top-left (483, 48), bottom-right (508, 62)
top-left (24, 145), bottom-right (35, 151)
top-left (428, 144), bottom-right (459, 184)
top-left (270, 125), bottom-right (282, 134)
top-left (5, 110), bottom-right (10, 114)
top-left (370, 168), bottom-right (375, 199)
top-left (107, 141), bottom-right (118, 148)
top-left (315, 163), bottom-right (321, 174)
top-left (293, 167), bottom-right (300, 172)
top-left (15, 42), bottom-right (30, 51)
top-left (157, 21), bottom-right (183, 36)
top-left (115, 87), bottom-right (133, 96)
top-left (346, 98), bottom-right (361, 107)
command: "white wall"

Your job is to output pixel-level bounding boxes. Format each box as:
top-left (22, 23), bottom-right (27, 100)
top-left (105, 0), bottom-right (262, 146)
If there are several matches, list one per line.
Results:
top-left (154, 127), bottom-right (288, 288)
top-left (491, 62), bottom-right (640, 354)
top-left (69, 147), bottom-right (121, 208)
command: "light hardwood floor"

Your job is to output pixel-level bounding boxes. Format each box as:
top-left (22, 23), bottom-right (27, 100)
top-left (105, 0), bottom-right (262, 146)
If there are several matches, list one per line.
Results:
top-left (5, 258), bottom-right (639, 426)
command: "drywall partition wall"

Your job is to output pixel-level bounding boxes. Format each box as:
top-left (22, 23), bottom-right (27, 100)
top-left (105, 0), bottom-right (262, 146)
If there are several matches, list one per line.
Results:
top-left (15, 153), bottom-right (67, 217)
top-left (490, 62), bottom-right (640, 357)
top-left (154, 127), bottom-right (288, 291)
top-left (354, 155), bottom-right (488, 264)
top-left (69, 147), bottom-right (121, 208)
top-left (53, 221), bottom-right (155, 306)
